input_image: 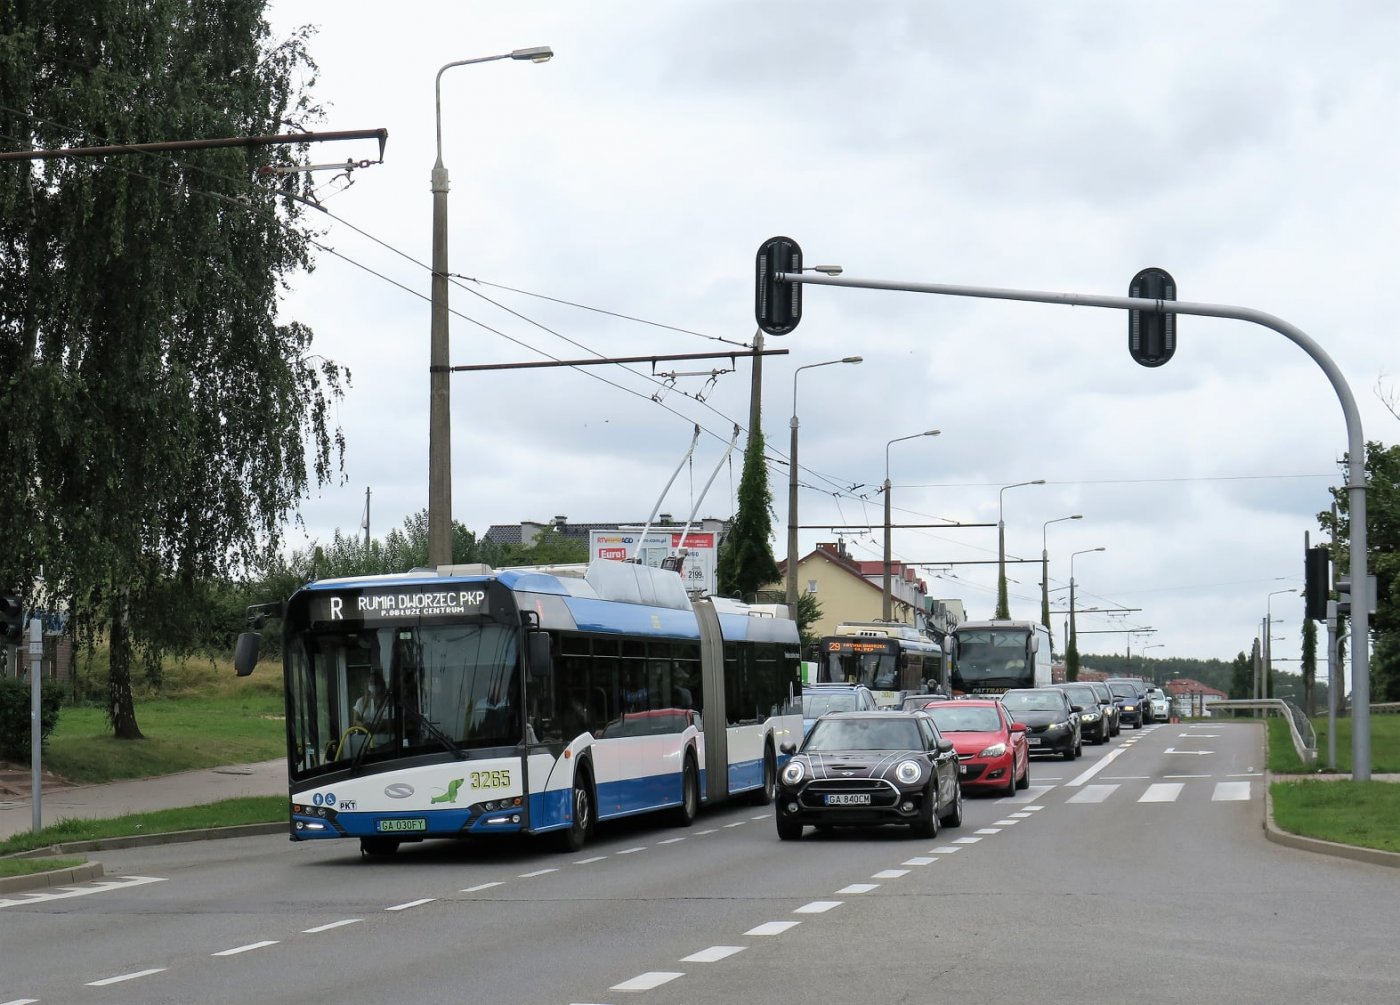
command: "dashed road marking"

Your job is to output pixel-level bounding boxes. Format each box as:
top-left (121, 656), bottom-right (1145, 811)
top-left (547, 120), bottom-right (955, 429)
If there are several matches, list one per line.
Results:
top-left (681, 945), bottom-right (746, 963)
top-left (746, 921), bottom-right (800, 935)
top-left (612, 971), bottom-right (684, 991)
top-left (520, 867), bottom-right (559, 877)
top-left (794, 900), bottom-right (842, 914)
top-left (212, 940), bottom-right (278, 956)
top-left (902, 856), bottom-right (936, 865)
top-left (303, 919), bottom-right (360, 933)
top-left (837, 883), bottom-right (880, 894)
top-left (85, 969), bottom-right (166, 986)
top-left (386, 898), bottom-right (435, 912)
top-left (1140, 783), bottom-right (1184, 803)
top-left (872, 869), bottom-right (908, 879)
top-left (1067, 784), bottom-right (1117, 804)
top-left (462, 881), bottom-right (505, 891)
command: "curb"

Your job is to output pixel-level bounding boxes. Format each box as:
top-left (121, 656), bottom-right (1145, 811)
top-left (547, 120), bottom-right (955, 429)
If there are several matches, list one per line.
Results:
top-left (1, 822), bottom-right (285, 894)
top-left (1263, 774), bottom-right (1400, 869)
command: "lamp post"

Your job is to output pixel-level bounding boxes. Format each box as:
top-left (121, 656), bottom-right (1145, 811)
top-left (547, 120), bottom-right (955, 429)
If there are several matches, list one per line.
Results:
top-left (1041, 514), bottom-right (1082, 647)
top-left (1140, 642), bottom-right (1164, 681)
top-left (1067, 546), bottom-right (1105, 681)
top-left (428, 46), bottom-right (554, 567)
top-left (787, 356), bottom-right (863, 608)
top-left (883, 429), bottom-right (940, 620)
top-left (996, 479), bottom-right (1045, 618)
top-left (1263, 587), bottom-right (1297, 700)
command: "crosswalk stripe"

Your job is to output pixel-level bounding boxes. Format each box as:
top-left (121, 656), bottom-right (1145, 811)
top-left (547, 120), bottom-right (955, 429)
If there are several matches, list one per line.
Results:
top-left (1067, 784), bottom-right (1117, 804)
top-left (1140, 783), bottom-right (1184, 802)
top-left (1213, 781), bottom-right (1251, 801)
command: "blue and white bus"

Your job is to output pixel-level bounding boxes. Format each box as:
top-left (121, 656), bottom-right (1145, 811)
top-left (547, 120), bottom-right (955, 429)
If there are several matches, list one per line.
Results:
top-left (235, 559), bottom-right (803, 856)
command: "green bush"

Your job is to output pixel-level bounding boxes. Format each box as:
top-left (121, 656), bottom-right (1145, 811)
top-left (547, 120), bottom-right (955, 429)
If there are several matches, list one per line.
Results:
top-left (0, 675), bottom-right (62, 761)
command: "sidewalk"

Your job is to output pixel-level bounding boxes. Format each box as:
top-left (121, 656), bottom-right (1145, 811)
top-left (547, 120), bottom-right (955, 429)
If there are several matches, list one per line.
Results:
top-left (0, 759), bottom-right (287, 842)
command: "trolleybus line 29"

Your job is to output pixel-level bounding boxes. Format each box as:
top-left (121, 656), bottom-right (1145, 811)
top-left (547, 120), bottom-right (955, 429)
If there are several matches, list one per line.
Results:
top-left (234, 559), bottom-right (803, 857)
top-left (814, 621), bottom-right (946, 706)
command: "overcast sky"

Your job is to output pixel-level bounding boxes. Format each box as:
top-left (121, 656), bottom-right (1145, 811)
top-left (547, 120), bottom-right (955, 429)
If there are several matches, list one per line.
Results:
top-left (263, 2), bottom-right (1398, 681)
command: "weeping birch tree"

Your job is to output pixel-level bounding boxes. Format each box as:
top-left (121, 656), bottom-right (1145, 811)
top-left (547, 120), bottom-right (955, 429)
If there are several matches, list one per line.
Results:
top-left (0, 2), bottom-right (347, 737)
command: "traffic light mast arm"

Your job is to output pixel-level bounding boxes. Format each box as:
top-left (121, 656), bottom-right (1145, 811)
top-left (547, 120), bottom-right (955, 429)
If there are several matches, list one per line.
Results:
top-left (779, 265), bottom-right (1372, 780)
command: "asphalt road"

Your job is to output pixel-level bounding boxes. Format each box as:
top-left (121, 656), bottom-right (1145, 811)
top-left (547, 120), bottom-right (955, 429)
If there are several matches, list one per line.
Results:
top-left (3, 722), bottom-right (1399, 1004)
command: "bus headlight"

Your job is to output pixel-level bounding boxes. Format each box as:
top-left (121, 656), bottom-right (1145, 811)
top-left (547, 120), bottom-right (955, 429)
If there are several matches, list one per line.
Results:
top-left (781, 760), bottom-right (805, 785)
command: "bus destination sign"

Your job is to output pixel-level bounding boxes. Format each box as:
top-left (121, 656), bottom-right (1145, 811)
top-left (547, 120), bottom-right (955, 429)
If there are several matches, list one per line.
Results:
top-left (825, 640), bottom-right (892, 654)
top-left (312, 589), bottom-right (488, 624)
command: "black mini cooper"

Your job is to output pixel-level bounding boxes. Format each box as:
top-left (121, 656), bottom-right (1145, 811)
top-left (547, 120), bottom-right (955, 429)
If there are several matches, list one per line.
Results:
top-left (775, 711), bottom-right (963, 840)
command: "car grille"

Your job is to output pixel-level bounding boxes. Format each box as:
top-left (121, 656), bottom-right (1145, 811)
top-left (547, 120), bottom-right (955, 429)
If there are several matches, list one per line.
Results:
top-left (799, 777), bottom-right (899, 809)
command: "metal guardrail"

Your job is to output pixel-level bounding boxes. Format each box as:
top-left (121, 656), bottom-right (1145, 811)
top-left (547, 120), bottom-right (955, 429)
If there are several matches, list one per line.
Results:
top-left (1207, 699), bottom-right (1316, 768)
top-left (1372, 703), bottom-right (1400, 715)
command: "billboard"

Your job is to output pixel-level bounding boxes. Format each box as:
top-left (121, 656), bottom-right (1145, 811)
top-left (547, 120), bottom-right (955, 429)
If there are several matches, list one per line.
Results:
top-left (589, 528), bottom-right (718, 595)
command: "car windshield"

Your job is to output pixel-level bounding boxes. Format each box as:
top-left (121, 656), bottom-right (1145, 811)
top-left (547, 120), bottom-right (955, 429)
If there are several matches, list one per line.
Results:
top-left (1061, 686), bottom-right (1097, 705)
top-left (803, 691), bottom-right (861, 717)
top-left (1000, 691), bottom-right (1064, 713)
top-left (804, 718), bottom-right (923, 751)
top-left (900, 694), bottom-right (945, 710)
top-left (925, 706), bottom-right (1002, 732)
top-left (1108, 682), bottom-right (1140, 698)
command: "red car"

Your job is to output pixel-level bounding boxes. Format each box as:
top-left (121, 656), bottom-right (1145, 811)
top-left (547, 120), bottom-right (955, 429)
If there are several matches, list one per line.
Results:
top-left (918, 699), bottom-right (1029, 797)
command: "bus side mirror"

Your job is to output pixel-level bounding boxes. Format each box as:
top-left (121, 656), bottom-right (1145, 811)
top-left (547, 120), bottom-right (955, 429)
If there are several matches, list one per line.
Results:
top-left (1028, 634), bottom-right (1041, 653)
top-left (528, 630), bottom-right (553, 680)
top-left (233, 631), bottom-right (261, 677)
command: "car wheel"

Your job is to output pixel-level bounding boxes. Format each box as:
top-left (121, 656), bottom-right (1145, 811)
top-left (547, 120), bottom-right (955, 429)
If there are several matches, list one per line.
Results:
top-left (1063, 741), bottom-right (1076, 761)
top-left (556, 769), bottom-right (594, 852)
top-left (1016, 758), bottom-right (1030, 790)
top-left (670, 755), bottom-right (699, 827)
top-left (748, 745), bottom-right (776, 806)
top-left (939, 778), bottom-right (964, 828)
top-left (776, 816), bottom-right (804, 841)
top-left (1134, 718), bottom-right (1143, 730)
top-left (359, 837), bottom-right (399, 858)
top-left (1001, 765), bottom-right (1017, 798)
top-left (911, 782), bottom-right (940, 839)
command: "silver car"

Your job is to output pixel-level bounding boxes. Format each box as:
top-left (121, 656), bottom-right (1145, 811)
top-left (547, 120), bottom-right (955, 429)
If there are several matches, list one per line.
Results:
top-left (1146, 686), bottom-right (1171, 723)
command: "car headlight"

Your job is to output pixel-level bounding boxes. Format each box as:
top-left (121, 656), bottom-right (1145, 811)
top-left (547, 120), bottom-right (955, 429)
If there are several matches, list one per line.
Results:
top-left (1043, 722), bottom-right (1064, 734)
top-left (1081, 712), bottom-right (1100, 722)
top-left (781, 760), bottom-right (805, 785)
top-left (895, 760), bottom-right (923, 784)
top-left (977, 742), bottom-right (1007, 758)
top-left (1123, 704), bottom-right (1137, 712)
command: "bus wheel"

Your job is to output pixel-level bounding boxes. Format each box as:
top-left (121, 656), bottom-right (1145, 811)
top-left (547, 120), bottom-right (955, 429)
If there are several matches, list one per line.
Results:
top-left (360, 837), bottom-right (400, 858)
top-left (748, 745), bottom-right (776, 805)
top-left (670, 755), bottom-right (699, 827)
top-left (557, 770), bottom-right (594, 853)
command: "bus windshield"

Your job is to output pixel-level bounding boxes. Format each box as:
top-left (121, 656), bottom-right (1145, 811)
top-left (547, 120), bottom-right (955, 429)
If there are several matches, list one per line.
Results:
top-left (820, 644), bottom-right (898, 690)
top-left (952, 629), bottom-right (1032, 691)
top-left (286, 620), bottom-right (519, 781)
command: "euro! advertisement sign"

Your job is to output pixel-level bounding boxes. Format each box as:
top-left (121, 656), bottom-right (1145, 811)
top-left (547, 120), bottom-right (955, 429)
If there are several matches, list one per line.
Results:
top-left (588, 529), bottom-right (717, 595)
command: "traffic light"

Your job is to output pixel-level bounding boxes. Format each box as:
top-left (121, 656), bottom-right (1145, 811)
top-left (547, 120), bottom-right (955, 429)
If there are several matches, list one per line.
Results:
top-left (1, 595), bottom-right (22, 644)
top-left (1304, 547), bottom-right (1330, 621)
top-left (1128, 267), bottom-right (1177, 367)
top-left (755, 236), bottom-right (803, 336)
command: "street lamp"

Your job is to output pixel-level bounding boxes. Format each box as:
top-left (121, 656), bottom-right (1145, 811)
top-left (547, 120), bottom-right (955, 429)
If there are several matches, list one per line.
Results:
top-left (883, 430), bottom-right (941, 620)
top-left (787, 356), bottom-right (863, 608)
top-left (996, 479), bottom-right (1045, 619)
top-left (1067, 546), bottom-right (1106, 681)
top-left (1140, 642), bottom-right (1165, 681)
top-left (1041, 514), bottom-right (1082, 647)
top-left (428, 46), bottom-right (554, 567)
top-left (1263, 587), bottom-right (1297, 700)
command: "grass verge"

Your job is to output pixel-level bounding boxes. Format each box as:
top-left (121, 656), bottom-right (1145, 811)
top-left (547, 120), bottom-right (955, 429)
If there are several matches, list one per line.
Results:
top-left (1270, 781), bottom-right (1400, 854)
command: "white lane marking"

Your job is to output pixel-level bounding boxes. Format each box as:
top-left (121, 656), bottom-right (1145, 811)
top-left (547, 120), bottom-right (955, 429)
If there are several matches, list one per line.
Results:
top-left (1, 999), bottom-right (40, 1004)
top-left (1182, 733), bottom-right (1220, 738)
top-left (1165, 774), bottom-right (1210, 779)
top-left (974, 828), bottom-right (1002, 835)
top-left (212, 940), bottom-right (278, 957)
top-left (681, 945), bottom-right (746, 963)
top-left (1005, 784), bottom-right (1055, 802)
top-left (616, 847), bottom-right (646, 855)
top-left (657, 838), bottom-right (686, 845)
top-left (462, 881), bottom-right (505, 892)
top-left (930, 845), bottom-right (961, 853)
top-left (838, 883), bottom-right (880, 894)
top-left (1229, 772), bottom-right (1263, 777)
top-left (1213, 781), bottom-right (1252, 801)
top-left (573, 856), bottom-right (608, 865)
top-left (1163, 748), bottom-right (1213, 756)
top-left (1008, 812), bottom-right (1032, 818)
top-left (695, 828), bottom-right (719, 835)
top-left (872, 869), bottom-right (909, 879)
top-left (386, 898), bottom-right (436, 911)
top-left (1103, 775), bottom-right (1151, 780)
top-left (794, 900), bottom-right (842, 914)
top-left (902, 856), bottom-right (936, 865)
top-left (746, 921), bottom-right (800, 935)
top-left (85, 969), bottom-right (166, 986)
top-left (1140, 783), bottom-right (1184, 803)
top-left (1067, 784), bottom-right (1117, 804)
top-left (1, 874), bottom-right (166, 910)
top-left (993, 819), bottom-right (1020, 826)
top-left (750, 814), bottom-right (771, 820)
top-left (520, 867), bottom-right (560, 877)
top-left (1066, 744), bottom-right (1129, 786)
top-left (723, 822), bottom-right (746, 829)
top-left (952, 837), bottom-right (981, 845)
top-left (303, 919), bottom-right (361, 933)
top-left (612, 971), bottom-right (684, 991)
top-left (1023, 805), bottom-right (1045, 811)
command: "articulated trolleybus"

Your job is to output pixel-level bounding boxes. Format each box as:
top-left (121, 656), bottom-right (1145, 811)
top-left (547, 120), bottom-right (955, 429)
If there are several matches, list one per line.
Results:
top-left (949, 619), bottom-right (1052, 695)
top-left (815, 621), bottom-right (945, 706)
top-left (234, 560), bottom-right (802, 857)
